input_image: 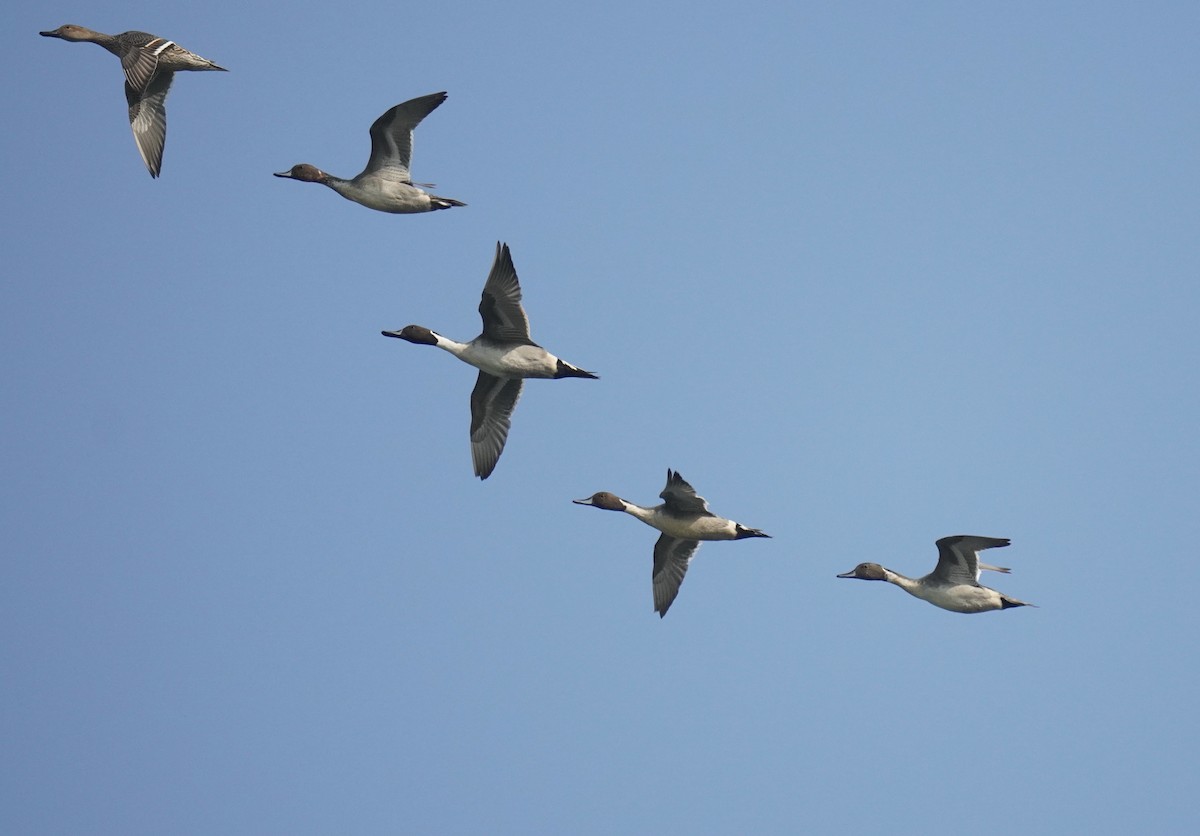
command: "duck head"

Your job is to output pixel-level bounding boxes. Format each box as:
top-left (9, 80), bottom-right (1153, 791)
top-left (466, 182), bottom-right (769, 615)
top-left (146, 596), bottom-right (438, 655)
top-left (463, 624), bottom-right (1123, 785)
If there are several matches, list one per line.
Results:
top-left (381, 326), bottom-right (437, 345)
top-left (572, 492), bottom-right (626, 512)
top-left (274, 164), bottom-right (328, 183)
top-left (836, 562), bottom-right (887, 581)
top-left (39, 25), bottom-right (96, 41)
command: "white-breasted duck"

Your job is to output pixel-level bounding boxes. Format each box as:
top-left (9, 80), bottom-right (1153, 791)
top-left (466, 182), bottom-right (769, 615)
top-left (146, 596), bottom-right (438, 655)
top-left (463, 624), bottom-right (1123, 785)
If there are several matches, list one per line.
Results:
top-left (837, 535), bottom-right (1034, 613)
top-left (40, 24), bottom-right (227, 178)
top-left (382, 242), bottom-right (596, 479)
top-left (275, 92), bottom-right (464, 213)
top-left (574, 470), bottom-right (771, 617)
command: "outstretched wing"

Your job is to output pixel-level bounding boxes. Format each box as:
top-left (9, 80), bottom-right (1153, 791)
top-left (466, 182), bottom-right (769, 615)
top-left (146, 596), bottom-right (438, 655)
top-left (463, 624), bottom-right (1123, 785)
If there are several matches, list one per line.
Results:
top-left (931, 535), bottom-right (1011, 584)
top-left (363, 92), bottom-right (448, 180)
top-left (119, 40), bottom-right (163, 95)
top-left (469, 372), bottom-right (523, 479)
top-left (127, 73), bottom-right (172, 178)
top-left (478, 242), bottom-right (534, 344)
top-left (659, 469), bottom-right (711, 515)
top-left (652, 535), bottom-right (701, 617)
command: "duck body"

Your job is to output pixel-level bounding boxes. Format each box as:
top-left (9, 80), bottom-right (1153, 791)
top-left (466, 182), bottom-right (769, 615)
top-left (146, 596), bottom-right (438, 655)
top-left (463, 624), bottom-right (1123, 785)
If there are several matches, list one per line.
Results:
top-left (421, 334), bottom-right (573, 381)
top-left (382, 243), bottom-right (596, 479)
top-left (616, 501), bottom-right (754, 541)
top-left (278, 167), bottom-right (465, 214)
top-left (275, 92), bottom-right (464, 213)
top-left (40, 24), bottom-right (227, 178)
top-left (574, 470), bottom-right (770, 617)
top-left (877, 566), bottom-right (1022, 613)
top-left (837, 535), bottom-right (1034, 614)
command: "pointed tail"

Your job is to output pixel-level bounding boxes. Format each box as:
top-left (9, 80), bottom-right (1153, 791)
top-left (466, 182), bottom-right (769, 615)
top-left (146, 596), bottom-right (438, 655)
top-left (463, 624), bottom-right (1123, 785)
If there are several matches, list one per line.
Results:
top-left (430, 195), bottom-right (466, 210)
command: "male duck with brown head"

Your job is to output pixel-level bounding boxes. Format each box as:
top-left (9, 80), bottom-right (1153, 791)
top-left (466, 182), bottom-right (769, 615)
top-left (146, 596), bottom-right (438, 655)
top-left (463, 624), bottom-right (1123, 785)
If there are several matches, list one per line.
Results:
top-left (275, 92), bottom-right (464, 213)
top-left (382, 242), bottom-right (596, 479)
top-left (40, 24), bottom-right (227, 178)
top-left (837, 535), bottom-right (1035, 613)
top-left (574, 470), bottom-right (771, 617)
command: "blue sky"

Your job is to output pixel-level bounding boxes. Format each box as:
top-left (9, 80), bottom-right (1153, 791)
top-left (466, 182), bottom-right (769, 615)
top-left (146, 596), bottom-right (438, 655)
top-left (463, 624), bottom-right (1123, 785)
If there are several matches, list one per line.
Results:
top-left (3, 1), bottom-right (1198, 833)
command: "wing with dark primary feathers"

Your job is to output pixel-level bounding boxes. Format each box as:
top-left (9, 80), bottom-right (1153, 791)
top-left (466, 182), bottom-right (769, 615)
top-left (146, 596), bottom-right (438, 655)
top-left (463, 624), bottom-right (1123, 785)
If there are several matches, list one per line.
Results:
top-left (478, 242), bottom-right (535, 344)
top-left (659, 469), bottom-right (712, 516)
top-left (931, 535), bottom-right (1011, 585)
top-left (469, 372), bottom-right (524, 479)
top-left (126, 73), bottom-right (172, 178)
top-left (652, 535), bottom-right (701, 617)
top-left (363, 91), bottom-right (448, 181)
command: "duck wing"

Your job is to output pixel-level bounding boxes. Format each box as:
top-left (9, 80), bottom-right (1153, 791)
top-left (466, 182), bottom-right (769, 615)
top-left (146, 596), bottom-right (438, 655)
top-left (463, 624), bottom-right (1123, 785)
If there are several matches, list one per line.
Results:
top-left (652, 535), bottom-right (701, 617)
top-left (931, 535), bottom-right (1011, 584)
top-left (118, 35), bottom-right (164, 95)
top-left (363, 91), bottom-right (447, 181)
top-left (469, 372), bottom-right (523, 480)
top-left (126, 72), bottom-right (172, 178)
top-left (478, 243), bottom-right (534, 344)
top-left (659, 469), bottom-right (711, 516)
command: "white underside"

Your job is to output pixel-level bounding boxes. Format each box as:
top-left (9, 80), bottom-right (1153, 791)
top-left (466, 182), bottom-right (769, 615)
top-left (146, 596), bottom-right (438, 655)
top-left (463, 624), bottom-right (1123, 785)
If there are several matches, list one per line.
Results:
top-left (626, 506), bottom-right (739, 541)
top-left (455, 342), bottom-right (560, 379)
top-left (896, 577), bottom-right (1005, 613)
top-left (330, 176), bottom-right (431, 213)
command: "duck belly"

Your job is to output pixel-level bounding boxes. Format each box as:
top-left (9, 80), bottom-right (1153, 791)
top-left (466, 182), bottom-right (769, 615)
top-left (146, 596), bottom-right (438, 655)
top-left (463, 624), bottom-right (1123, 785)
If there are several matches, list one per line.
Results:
top-left (914, 583), bottom-right (1003, 614)
top-left (649, 513), bottom-right (737, 541)
top-left (464, 344), bottom-right (558, 379)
